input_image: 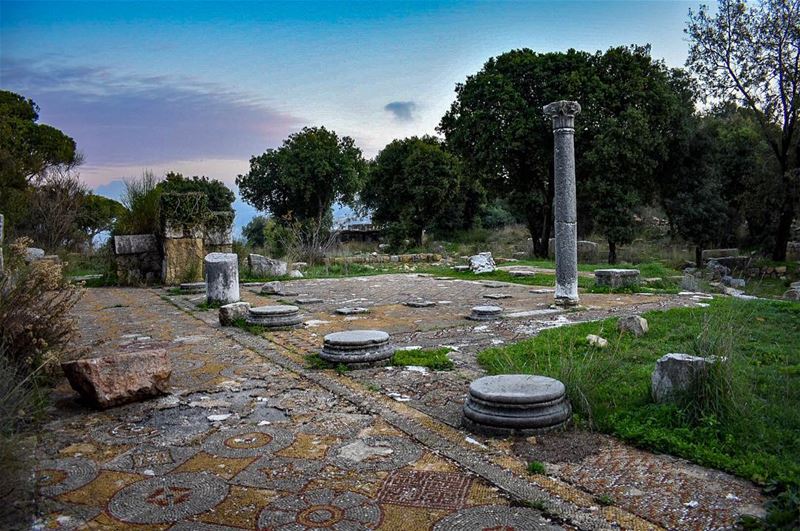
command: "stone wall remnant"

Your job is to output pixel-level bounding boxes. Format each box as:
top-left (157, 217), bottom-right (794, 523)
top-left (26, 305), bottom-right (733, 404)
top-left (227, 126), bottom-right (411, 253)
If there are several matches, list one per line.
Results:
top-left (204, 252), bottom-right (239, 305)
top-left (114, 234), bottom-right (162, 284)
top-left (544, 100), bottom-right (581, 306)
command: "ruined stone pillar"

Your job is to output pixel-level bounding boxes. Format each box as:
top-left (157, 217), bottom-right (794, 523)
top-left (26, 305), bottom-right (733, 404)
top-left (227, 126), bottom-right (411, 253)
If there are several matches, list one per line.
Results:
top-left (543, 100), bottom-right (581, 306)
top-left (205, 252), bottom-right (240, 305)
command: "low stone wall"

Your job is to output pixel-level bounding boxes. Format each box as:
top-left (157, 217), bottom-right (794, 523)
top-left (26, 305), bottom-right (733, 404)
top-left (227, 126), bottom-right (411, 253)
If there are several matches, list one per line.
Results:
top-left (324, 253), bottom-right (442, 265)
top-left (114, 234), bottom-right (161, 285)
top-left (743, 265), bottom-right (795, 279)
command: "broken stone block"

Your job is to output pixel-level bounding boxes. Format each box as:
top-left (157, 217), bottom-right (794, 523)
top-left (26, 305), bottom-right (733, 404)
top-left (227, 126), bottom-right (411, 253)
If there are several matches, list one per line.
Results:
top-left (219, 302), bottom-right (251, 326)
top-left (179, 282), bottom-right (205, 294)
top-left (618, 315), bottom-right (649, 337)
top-left (452, 265), bottom-right (470, 272)
top-left (651, 353), bottom-right (712, 403)
top-left (336, 307), bottom-right (369, 315)
top-left (586, 334), bottom-right (608, 348)
top-left (249, 254), bottom-right (287, 277)
top-left (468, 305), bottom-right (503, 321)
top-left (701, 248), bottom-right (738, 261)
top-left (469, 252), bottom-right (496, 274)
top-left (25, 247), bottom-right (45, 262)
top-left (594, 269), bottom-right (640, 288)
top-left (681, 273), bottom-right (699, 291)
top-left (288, 270), bottom-right (304, 278)
top-left (114, 234), bottom-right (158, 255)
top-left (721, 276), bottom-right (746, 289)
top-left (783, 288), bottom-right (800, 301)
top-left (61, 349), bottom-right (171, 409)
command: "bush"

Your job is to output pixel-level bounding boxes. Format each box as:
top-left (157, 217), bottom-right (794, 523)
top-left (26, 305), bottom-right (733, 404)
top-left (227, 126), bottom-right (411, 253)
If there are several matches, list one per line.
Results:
top-left (116, 171), bottom-right (162, 235)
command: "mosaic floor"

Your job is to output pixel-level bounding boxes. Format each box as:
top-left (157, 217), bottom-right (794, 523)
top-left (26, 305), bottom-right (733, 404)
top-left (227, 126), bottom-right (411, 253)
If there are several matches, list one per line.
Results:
top-left (30, 276), bottom-right (765, 530)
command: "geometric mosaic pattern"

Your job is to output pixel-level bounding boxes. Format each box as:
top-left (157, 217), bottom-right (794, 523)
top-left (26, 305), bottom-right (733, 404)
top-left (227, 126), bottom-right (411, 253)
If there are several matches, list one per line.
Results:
top-left (36, 457), bottom-right (98, 498)
top-left (257, 488), bottom-right (382, 530)
top-left (328, 436), bottom-right (423, 472)
top-left (232, 454), bottom-right (324, 492)
top-left (107, 472), bottom-right (229, 524)
top-left (432, 505), bottom-right (562, 530)
top-left (377, 470), bottom-right (472, 510)
top-left (201, 426), bottom-right (295, 458)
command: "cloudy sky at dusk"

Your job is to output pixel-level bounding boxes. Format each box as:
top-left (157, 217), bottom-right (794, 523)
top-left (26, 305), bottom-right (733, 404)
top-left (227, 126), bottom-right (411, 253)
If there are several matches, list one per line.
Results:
top-left (1, 0), bottom-right (700, 231)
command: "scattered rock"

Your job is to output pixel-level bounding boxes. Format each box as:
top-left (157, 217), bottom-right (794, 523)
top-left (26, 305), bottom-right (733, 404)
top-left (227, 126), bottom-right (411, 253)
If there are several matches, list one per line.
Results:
top-left (207, 413), bottom-right (232, 422)
top-left (249, 254), bottom-right (287, 277)
top-left (617, 315), bottom-right (648, 337)
top-left (25, 247), bottom-right (45, 262)
top-left (680, 273), bottom-right (699, 291)
top-left (469, 252), bottom-right (496, 274)
top-left (782, 288), bottom-right (800, 301)
top-left (483, 293), bottom-right (512, 300)
top-left (468, 305), bottom-right (503, 321)
top-left (404, 300), bottom-right (436, 308)
top-left (61, 349), bottom-right (171, 409)
top-left (288, 270), bottom-right (304, 278)
top-left (294, 298), bottom-right (323, 305)
top-left (586, 334), bottom-right (608, 348)
top-left (336, 307), bottom-right (369, 315)
top-left (219, 301), bottom-right (250, 326)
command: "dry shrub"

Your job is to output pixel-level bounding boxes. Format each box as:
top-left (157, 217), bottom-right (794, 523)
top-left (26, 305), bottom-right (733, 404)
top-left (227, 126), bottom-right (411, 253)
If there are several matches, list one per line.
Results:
top-left (280, 215), bottom-right (338, 265)
top-left (0, 237), bottom-right (84, 381)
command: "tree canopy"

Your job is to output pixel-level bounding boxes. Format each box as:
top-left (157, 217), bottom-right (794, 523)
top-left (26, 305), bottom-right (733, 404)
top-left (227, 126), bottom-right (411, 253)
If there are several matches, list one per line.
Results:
top-left (439, 46), bottom-right (693, 260)
top-left (160, 172), bottom-right (235, 213)
top-left (686, 0), bottom-right (800, 260)
top-left (361, 136), bottom-right (473, 245)
top-left (236, 127), bottom-right (366, 226)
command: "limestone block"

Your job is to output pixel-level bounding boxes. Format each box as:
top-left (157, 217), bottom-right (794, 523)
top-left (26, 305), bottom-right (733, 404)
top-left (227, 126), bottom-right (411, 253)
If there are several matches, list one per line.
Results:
top-left (114, 234), bottom-right (158, 255)
top-left (205, 252), bottom-right (239, 305)
top-left (260, 281), bottom-right (284, 295)
top-left (651, 353), bottom-right (712, 403)
top-left (594, 269), bottom-right (640, 288)
top-left (249, 254), bottom-right (287, 277)
top-left (701, 248), bottom-right (739, 261)
top-left (219, 301), bottom-right (251, 326)
top-left (61, 349), bottom-right (171, 409)
top-left (204, 226), bottom-right (233, 246)
top-left (618, 315), bottom-right (648, 337)
top-left (163, 238), bottom-right (204, 285)
top-left (289, 270), bottom-right (304, 278)
top-left (722, 276), bottom-right (746, 289)
top-left (469, 252), bottom-right (496, 274)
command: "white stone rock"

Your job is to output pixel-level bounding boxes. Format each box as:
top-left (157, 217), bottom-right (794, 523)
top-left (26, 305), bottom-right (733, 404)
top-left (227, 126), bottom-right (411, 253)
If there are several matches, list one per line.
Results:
top-left (617, 315), bottom-right (649, 337)
top-left (586, 334), bottom-right (608, 348)
top-left (469, 252), bottom-right (496, 274)
top-left (248, 253), bottom-right (287, 277)
top-left (288, 269), bottom-right (304, 278)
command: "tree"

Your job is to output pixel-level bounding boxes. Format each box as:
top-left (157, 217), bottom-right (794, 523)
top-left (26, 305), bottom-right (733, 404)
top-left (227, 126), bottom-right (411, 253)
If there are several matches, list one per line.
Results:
top-left (439, 47), bottom-right (693, 260)
top-left (24, 169), bottom-right (87, 252)
top-left (686, 0), bottom-right (800, 260)
top-left (160, 172), bottom-right (235, 213)
top-left (236, 127), bottom-right (366, 229)
top-left (0, 90), bottom-right (80, 230)
top-left (76, 194), bottom-right (126, 246)
top-left (362, 136), bottom-right (470, 244)
top-left (242, 215), bottom-right (269, 248)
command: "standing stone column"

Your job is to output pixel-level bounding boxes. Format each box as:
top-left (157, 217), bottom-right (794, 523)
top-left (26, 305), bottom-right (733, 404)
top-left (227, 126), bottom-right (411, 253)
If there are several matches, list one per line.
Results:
top-left (543, 100), bottom-right (581, 306)
top-left (205, 252), bottom-right (240, 305)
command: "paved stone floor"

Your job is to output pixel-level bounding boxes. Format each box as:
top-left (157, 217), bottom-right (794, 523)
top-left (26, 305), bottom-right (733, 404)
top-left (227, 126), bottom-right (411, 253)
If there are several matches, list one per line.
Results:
top-left (32, 275), bottom-right (765, 530)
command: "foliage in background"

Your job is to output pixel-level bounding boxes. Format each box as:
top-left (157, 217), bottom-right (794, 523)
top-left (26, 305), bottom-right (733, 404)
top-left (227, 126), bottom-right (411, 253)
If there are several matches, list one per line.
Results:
top-left (75, 193), bottom-right (126, 248)
top-left (0, 90), bottom-right (79, 233)
top-left (116, 170), bottom-right (162, 236)
top-left (439, 46), bottom-right (693, 260)
top-left (477, 298), bottom-right (800, 489)
top-left (362, 136), bottom-right (479, 245)
top-left (160, 172), bottom-right (235, 213)
top-left (686, 0), bottom-right (800, 261)
top-left (237, 126), bottom-right (366, 225)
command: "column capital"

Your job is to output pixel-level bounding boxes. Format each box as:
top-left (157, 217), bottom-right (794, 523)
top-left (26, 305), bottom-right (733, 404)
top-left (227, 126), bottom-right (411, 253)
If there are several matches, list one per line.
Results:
top-left (543, 100), bottom-right (581, 130)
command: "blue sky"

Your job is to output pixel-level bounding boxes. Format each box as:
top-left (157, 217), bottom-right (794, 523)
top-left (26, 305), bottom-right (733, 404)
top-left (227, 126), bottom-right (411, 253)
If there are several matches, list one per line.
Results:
top-left (0, 0), bottom-right (700, 233)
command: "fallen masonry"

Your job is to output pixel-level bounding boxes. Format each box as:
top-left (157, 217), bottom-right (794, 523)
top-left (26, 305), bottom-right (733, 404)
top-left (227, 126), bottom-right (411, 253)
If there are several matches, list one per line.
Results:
top-left (179, 282), bottom-right (205, 294)
top-left (468, 305), bottom-right (503, 321)
top-left (594, 268), bottom-right (640, 288)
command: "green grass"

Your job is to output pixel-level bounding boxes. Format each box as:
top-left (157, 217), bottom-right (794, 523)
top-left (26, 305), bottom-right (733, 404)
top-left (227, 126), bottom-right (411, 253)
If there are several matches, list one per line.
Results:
top-left (305, 354), bottom-right (349, 374)
top-left (527, 461), bottom-right (546, 475)
top-left (477, 297), bottom-right (800, 489)
top-left (196, 300), bottom-right (222, 311)
top-left (392, 347), bottom-right (454, 370)
top-left (741, 277), bottom-right (793, 300)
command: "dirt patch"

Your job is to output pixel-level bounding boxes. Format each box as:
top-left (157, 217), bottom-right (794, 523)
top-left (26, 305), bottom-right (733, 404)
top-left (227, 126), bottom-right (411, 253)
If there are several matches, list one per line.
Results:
top-left (512, 429), bottom-right (607, 463)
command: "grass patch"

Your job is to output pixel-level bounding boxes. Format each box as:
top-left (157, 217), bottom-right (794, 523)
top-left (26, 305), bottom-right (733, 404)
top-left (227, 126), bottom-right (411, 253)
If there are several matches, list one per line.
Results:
top-left (305, 354), bottom-right (349, 374)
top-left (477, 297), bottom-right (800, 489)
top-left (741, 277), bottom-right (793, 300)
top-left (392, 347), bottom-right (454, 370)
top-left (527, 461), bottom-right (546, 475)
top-left (196, 300), bottom-right (222, 311)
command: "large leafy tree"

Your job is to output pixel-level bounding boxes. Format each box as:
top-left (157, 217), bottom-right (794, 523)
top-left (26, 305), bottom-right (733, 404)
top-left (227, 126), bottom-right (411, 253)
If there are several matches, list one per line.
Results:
top-left (0, 90), bottom-right (80, 229)
top-left (440, 47), bottom-right (692, 260)
top-left (362, 136), bottom-right (471, 245)
top-left (160, 171), bottom-right (235, 213)
top-left (76, 193), bottom-right (126, 246)
top-left (237, 127), bottom-right (366, 227)
top-left (686, 0), bottom-right (800, 260)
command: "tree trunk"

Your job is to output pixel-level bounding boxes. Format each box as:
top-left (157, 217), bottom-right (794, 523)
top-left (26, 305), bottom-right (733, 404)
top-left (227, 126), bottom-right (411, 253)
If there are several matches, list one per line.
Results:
top-left (608, 241), bottom-right (617, 264)
top-left (526, 219), bottom-right (548, 258)
top-left (772, 197), bottom-right (794, 261)
top-left (695, 245), bottom-right (702, 268)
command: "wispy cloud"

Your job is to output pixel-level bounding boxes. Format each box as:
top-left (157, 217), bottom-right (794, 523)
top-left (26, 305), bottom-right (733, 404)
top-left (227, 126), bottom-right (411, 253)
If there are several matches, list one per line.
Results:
top-left (0, 57), bottom-right (304, 168)
top-left (384, 100), bottom-right (417, 122)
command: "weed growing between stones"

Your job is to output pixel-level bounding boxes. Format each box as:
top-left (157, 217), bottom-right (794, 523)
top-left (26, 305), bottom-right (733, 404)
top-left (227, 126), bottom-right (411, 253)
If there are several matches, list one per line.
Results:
top-left (304, 354), bottom-right (350, 374)
top-left (527, 461), bottom-right (546, 474)
top-left (196, 300), bottom-right (223, 311)
top-left (594, 494), bottom-right (616, 507)
top-left (392, 347), bottom-right (454, 370)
